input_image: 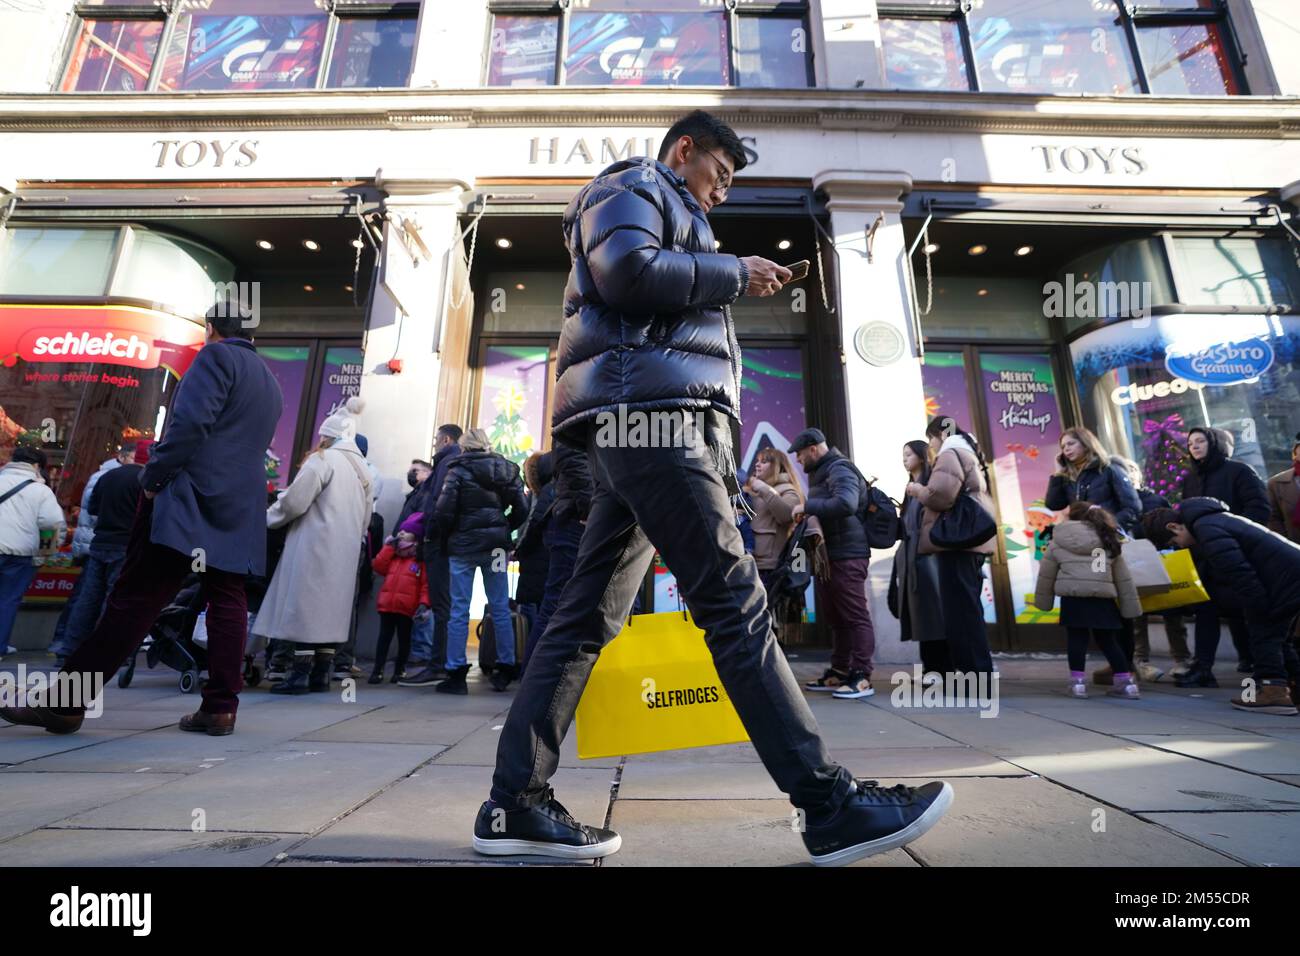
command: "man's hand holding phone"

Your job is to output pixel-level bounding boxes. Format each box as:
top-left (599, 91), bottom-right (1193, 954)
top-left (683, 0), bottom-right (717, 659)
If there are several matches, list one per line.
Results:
top-left (740, 256), bottom-right (792, 297)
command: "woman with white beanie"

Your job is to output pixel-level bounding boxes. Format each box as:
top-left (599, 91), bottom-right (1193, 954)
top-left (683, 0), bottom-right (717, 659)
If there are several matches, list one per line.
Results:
top-left (254, 396), bottom-right (373, 694)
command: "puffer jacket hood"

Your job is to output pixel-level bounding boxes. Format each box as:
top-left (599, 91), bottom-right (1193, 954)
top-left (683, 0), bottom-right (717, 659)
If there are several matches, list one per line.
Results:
top-left (1177, 495), bottom-right (1230, 525)
top-left (1188, 427), bottom-right (1228, 475)
top-left (551, 156), bottom-right (745, 447)
top-left (433, 450), bottom-right (528, 557)
top-left (1050, 518), bottom-right (1108, 556)
top-left (1180, 436), bottom-right (1269, 524)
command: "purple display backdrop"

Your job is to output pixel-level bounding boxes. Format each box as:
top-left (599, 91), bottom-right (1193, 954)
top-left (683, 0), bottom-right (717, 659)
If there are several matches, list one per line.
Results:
top-left (478, 345), bottom-right (549, 466)
top-left (312, 346), bottom-right (365, 437)
top-left (257, 345), bottom-right (310, 491)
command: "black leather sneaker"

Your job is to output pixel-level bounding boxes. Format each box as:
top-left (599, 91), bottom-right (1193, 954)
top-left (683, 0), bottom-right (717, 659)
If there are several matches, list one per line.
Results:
top-left (472, 790), bottom-right (622, 860)
top-left (397, 666), bottom-right (446, 687)
top-left (802, 779), bottom-right (953, 867)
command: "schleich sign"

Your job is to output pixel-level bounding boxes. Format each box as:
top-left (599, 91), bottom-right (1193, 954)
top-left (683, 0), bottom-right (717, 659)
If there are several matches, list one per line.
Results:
top-left (0, 304), bottom-right (205, 378)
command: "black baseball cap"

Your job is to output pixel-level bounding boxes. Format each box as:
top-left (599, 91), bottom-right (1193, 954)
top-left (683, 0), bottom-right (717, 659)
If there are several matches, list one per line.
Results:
top-left (787, 428), bottom-right (826, 454)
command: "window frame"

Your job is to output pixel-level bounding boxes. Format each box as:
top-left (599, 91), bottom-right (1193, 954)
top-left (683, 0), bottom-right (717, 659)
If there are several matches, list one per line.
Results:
top-left (61, 0), bottom-right (421, 92)
top-left (483, 0), bottom-right (813, 89)
top-left (875, 0), bottom-right (1248, 96)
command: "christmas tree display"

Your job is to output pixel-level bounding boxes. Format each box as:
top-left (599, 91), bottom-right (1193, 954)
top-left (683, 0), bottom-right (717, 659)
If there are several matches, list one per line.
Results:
top-left (1141, 412), bottom-right (1191, 503)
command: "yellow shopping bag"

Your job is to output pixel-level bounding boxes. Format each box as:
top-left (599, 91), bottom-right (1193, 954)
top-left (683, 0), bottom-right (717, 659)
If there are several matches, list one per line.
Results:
top-left (574, 611), bottom-right (750, 759)
top-left (1139, 548), bottom-right (1211, 613)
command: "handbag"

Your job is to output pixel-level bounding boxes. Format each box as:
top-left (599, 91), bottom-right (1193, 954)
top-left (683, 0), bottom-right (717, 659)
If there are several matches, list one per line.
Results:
top-left (928, 451), bottom-right (996, 550)
top-left (574, 611), bottom-right (750, 759)
top-left (1139, 549), bottom-right (1211, 613)
top-left (1120, 538), bottom-right (1172, 596)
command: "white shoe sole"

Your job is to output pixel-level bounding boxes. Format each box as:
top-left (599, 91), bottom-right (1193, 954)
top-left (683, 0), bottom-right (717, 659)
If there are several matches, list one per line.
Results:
top-left (832, 688), bottom-right (875, 699)
top-left (809, 781), bottom-right (954, 867)
top-left (805, 685), bottom-right (842, 693)
top-left (472, 833), bottom-right (622, 860)
top-left (1230, 703), bottom-right (1298, 716)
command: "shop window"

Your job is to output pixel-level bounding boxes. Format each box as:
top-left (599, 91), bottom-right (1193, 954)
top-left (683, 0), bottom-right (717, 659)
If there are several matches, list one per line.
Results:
top-left (476, 344), bottom-right (551, 466)
top-left (878, 15), bottom-right (971, 92)
top-left (1056, 237), bottom-right (1177, 335)
top-left (1071, 314), bottom-right (1300, 500)
top-left (256, 345), bottom-right (313, 492)
top-left (110, 229), bottom-right (236, 320)
top-left (0, 227), bottom-right (119, 297)
top-left (735, 15), bottom-right (812, 88)
top-left (487, 14), bottom-right (559, 86)
top-left (1171, 237), bottom-right (1300, 309)
top-left (875, 0), bottom-right (1245, 95)
top-left (311, 346), bottom-right (365, 435)
top-left (61, 17), bottom-right (165, 92)
top-left (481, 272), bottom-right (569, 332)
top-left (486, 0), bottom-right (811, 88)
top-left (326, 14), bottom-right (418, 88)
top-left (921, 277), bottom-right (1051, 340)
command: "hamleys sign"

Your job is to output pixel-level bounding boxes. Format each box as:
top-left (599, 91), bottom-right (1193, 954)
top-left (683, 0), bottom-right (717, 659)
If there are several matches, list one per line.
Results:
top-left (0, 304), bottom-right (205, 377)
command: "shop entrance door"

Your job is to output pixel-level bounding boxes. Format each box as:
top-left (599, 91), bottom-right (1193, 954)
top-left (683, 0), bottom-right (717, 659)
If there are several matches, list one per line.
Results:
top-left (921, 345), bottom-right (1070, 651)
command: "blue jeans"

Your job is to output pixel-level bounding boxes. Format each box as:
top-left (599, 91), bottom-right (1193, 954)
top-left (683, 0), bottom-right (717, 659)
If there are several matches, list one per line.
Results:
top-left (0, 554), bottom-right (37, 651)
top-left (410, 608), bottom-right (433, 662)
top-left (447, 551), bottom-right (513, 670)
top-left (52, 545), bottom-right (126, 658)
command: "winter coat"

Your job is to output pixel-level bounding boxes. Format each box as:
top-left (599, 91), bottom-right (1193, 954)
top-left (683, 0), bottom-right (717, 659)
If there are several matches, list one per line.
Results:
top-left (418, 442), bottom-right (461, 556)
top-left (252, 441), bottom-right (373, 645)
top-left (892, 493), bottom-right (946, 642)
top-left (748, 477), bottom-right (800, 571)
top-left (802, 449), bottom-right (870, 561)
top-left (1180, 429), bottom-right (1268, 524)
top-left (514, 482), bottom-right (554, 606)
top-left (1045, 459), bottom-right (1141, 532)
top-left (0, 461), bottom-right (64, 556)
top-left (70, 458), bottom-right (119, 558)
top-left (552, 444), bottom-right (594, 523)
top-left (86, 463), bottom-right (144, 550)
top-left (1266, 468), bottom-right (1300, 543)
top-left (912, 436), bottom-right (997, 556)
top-left (140, 338), bottom-right (283, 575)
top-left (372, 544), bottom-right (430, 618)
top-left (434, 450), bottom-right (528, 557)
top-left (1178, 496), bottom-right (1300, 620)
top-left (1033, 519), bottom-right (1142, 619)
top-left (552, 157), bottom-right (745, 447)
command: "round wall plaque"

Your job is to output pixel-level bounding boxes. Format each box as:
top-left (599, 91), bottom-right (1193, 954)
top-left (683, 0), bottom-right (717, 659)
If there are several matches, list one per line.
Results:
top-left (854, 321), bottom-right (905, 367)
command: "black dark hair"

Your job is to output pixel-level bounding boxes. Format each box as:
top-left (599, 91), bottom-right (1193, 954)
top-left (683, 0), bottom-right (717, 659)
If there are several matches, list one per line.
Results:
top-left (904, 439), bottom-right (932, 485)
top-left (1141, 507), bottom-right (1179, 549)
top-left (411, 459), bottom-right (432, 470)
top-left (11, 445), bottom-right (46, 468)
top-left (1068, 501), bottom-right (1123, 559)
top-left (924, 416), bottom-right (988, 473)
top-left (657, 110), bottom-right (748, 172)
top-left (205, 290), bottom-right (255, 341)
top-left (436, 424), bottom-right (463, 443)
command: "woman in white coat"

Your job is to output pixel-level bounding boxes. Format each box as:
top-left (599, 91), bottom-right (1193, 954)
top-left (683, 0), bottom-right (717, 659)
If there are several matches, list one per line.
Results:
top-left (255, 397), bottom-right (373, 694)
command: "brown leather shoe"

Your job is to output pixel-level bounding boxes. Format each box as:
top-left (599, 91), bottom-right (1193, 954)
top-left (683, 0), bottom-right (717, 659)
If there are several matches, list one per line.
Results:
top-left (178, 710), bottom-right (236, 736)
top-left (1231, 683), bottom-right (1298, 716)
top-left (0, 705), bottom-right (84, 735)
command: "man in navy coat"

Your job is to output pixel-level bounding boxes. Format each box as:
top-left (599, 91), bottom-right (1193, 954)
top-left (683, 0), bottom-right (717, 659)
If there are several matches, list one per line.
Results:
top-left (2, 293), bottom-right (282, 736)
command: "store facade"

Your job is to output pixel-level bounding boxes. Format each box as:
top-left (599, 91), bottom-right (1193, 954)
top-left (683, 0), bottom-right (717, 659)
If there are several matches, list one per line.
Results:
top-left (3, 0), bottom-right (1300, 654)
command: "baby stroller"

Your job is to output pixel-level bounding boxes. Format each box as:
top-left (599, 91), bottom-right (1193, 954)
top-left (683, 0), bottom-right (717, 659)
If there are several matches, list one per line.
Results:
top-left (117, 576), bottom-right (264, 693)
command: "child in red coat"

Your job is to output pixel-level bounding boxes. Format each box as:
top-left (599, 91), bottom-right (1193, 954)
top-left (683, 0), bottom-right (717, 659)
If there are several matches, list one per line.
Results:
top-left (370, 513), bottom-right (430, 684)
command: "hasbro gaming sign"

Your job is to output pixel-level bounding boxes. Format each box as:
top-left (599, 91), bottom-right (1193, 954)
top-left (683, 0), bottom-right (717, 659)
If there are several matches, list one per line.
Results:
top-left (1164, 337), bottom-right (1275, 386)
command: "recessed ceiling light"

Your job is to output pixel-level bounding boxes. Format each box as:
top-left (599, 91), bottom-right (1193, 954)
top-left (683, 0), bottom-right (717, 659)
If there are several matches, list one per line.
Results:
top-left (515, 283), bottom-right (526, 290)
top-left (776, 239), bottom-right (792, 251)
top-left (976, 288), bottom-right (989, 296)
top-left (923, 242), bottom-right (940, 254)
top-left (343, 284), bottom-right (354, 292)
top-left (714, 240), bottom-right (721, 249)
top-left (352, 238), bottom-right (364, 249)
top-left (1015, 245), bottom-right (1034, 256)
top-left (256, 239), bottom-right (274, 251)
top-left (303, 284), bottom-right (314, 292)
top-left (496, 238), bottom-right (512, 249)
top-left (302, 239), bottom-right (320, 251)
top-left (968, 244), bottom-right (988, 256)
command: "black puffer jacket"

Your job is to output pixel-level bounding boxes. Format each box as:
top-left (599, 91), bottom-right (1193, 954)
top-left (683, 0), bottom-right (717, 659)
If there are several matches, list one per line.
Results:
top-left (552, 444), bottom-right (594, 523)
top-left (433, 451), bottom-right (528, 557)
top-left (1045, 459), bottom-right (1141, 531)
top-left (1179, 496), bottom-right (1300, 619)
top-left (552, 157), bottom-right (745, 447)
top-left (1180, 429), bottom-right (1269, 523)
top-left (803, 449), bottom-right (869, 561)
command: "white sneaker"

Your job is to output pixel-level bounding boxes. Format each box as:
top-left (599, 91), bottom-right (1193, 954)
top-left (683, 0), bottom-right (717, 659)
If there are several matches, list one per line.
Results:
top-left (1068, 679), bottom-right (1088, 699)
top-left (1136, 661), bottom-right (1164, 683)
top-left (1108, 679), bottom-right (1141, 700)
top-left (832, 673), bottom-right (875, 699)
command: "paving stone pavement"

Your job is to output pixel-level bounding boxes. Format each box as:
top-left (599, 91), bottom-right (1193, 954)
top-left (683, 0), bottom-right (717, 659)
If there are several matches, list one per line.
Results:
top-left (2, 653), bottom-right (1297, 867)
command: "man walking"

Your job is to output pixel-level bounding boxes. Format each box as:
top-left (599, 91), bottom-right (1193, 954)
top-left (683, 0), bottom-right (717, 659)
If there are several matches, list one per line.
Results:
top-left (1, 295), bottom-right (282, 736)
top-left (472, 110), bottom-right (952, 866)
top-left (788, 428), bottom-right (876, 699)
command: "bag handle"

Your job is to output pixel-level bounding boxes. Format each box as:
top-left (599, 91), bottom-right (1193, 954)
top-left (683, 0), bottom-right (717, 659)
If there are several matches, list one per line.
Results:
top-left (0, 479), bottom-right (36, 509)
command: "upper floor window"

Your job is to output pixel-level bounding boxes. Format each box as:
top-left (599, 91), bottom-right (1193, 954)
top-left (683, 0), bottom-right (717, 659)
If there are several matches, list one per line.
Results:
top-left (877, 0), bottom-right (1245, 95)
top-left (486, 0), bottom-right (812, 88)
top-left (60, 0), bottom-right (419, 92)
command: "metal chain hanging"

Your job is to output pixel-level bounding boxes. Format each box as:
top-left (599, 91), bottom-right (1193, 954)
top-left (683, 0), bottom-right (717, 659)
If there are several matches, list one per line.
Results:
top-left (812, 222), bottom-right (835, 313)
top-left (448, 206), bottom-right (486, 311)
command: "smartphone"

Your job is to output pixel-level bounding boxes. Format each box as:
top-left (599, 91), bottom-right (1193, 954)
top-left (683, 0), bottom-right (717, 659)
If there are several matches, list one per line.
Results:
top-left (784, 259), bottom-right (810, 282)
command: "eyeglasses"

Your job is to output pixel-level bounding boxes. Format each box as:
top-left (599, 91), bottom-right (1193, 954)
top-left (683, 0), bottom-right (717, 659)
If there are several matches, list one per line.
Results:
top-left (696, 144), bottom-right (733, 198)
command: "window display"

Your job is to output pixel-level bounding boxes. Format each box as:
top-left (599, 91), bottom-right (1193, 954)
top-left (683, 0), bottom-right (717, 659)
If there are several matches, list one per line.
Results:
top-left (326, 16), bottom-right (417, 88)
top-left (565, 10), bottom-right (729, 86)
top-left (476, 345), bottom-right (549, 466)
top-left (61, 18), bottom-right (164, 93)
top-left (487, 14), bottom-right (559, 86)
top-left (879, 17), bottom-right (970, 92)
top-left (1137, 22), bottom-right (1240, 95)
top-left (735, 16), bottom-right (810, 88)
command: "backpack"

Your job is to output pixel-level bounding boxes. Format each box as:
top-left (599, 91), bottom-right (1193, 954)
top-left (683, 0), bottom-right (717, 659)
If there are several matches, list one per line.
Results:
top-left (842, 460), bottom-right (901, 549)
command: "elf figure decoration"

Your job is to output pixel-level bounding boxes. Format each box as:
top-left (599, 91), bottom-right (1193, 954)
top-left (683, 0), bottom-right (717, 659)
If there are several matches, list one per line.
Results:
top-left (1142, 412), bottom-right (1191, 504)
